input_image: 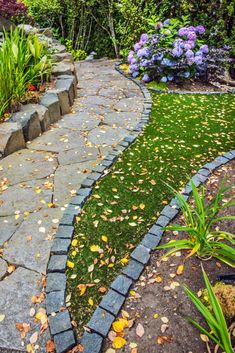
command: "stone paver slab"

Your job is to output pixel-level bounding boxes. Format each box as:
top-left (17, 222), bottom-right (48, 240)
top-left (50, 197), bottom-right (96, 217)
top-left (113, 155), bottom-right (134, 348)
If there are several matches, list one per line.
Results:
top-left (57, 111), bottom-right (101, 131)
top-left (3, 208), bottom-right (62, 274)
top-left (0, 215), bottom-right (22, 246)
top-left (0, 149), bottom-right (58, 186)
top-left (29, 127), bottom-right (86, 153)
top-left (88, 125), bottom-right (129, 147)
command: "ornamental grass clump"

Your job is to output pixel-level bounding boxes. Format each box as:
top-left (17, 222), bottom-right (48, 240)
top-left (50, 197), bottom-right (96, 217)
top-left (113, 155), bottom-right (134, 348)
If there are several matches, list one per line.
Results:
top-left (156, 180), bottom-right (235, 267)
top-left (185, 267), bottom-right (234, 353)
top-left (128, 18), bottom-right (228, 83)
top-left (0, 28), bottom-right (52, 120)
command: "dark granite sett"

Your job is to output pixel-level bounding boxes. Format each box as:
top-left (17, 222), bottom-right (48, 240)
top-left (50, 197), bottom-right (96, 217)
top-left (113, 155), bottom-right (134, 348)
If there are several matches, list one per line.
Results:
top-left (101, 159), bottom-right (114, 167)
top-left (87, 307), bottom-right (115, 337)
top-left (48, 310), bottom-right (72, 335)
top-left (87, 172), bottom-right (102, 181)
top-left (141, 233), bottom-right (162, 249)
top-left (77, 187), bottom-right (92, 197)
top-left (55, 225), bottom-right (74, 239)
top-left (99, 289), bottom-right (125, 316)
top-left (47, 255), bottom-right (67, 273)
top-left (51, 238), bottom-right (71, 254)
top-left (156, 215), bottom-right (170, 228)
top-left (70, 195), bottom-right (87, 207)
top-left (161, 205), bottom-right (179, 220)
top-left (46, 290), bottom-right (65, 314)
top-left (122, 259), bottom-right (144, 280)
top-left (110, 274), bottom-right (133, 296)
top-left (198, 168), bottom-right (211, 177)
top-left (81, 178), bottom-right (95, 188)
top-left (130, 244), bottom-right (150, 264)
top-left (222, 151), bottom-right (235, 160)
top-left (148, 224), bottom-right (164, 237)
top-left (124, 135), bottom-right (136, 143)
top-left (92, 164), bottom-right (107, 173)
top-left (81, 332), bottom-right (103, 353)
top-left (46, 273), bottom-right (66, 293)
top-left (54, 330), bottom-right (76, 353)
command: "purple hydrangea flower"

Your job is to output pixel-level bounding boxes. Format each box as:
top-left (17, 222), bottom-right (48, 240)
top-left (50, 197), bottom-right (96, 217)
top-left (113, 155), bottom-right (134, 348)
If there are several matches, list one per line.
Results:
top-left (185, 40), bottom-right (195, 49)
top-left (172, 47), bottom-right (183, 57)
top-left (140, 33), bottom-right (148, 43)
top-left (161, 76), bottom-right (168, 82)
top-left (163, 19), bottom-right (171, 25)
top-left (194, 56), bottom-right (203, 65)
top-left (134, 42), bottom-right (142, 52)
top-left (185, 49), bottom-right (194, 59)
top-left (187, 26), bottom-right (196, 32)
top-left (153, 52), bottom-right (164, 61)
top-left (127, 51), bottom-right (134, 63)
top-left (178, 27), bottom-right (188, 37)
top-left (129, 64), bottom-right (139, 73)
top-left (167, 74), bottom-right (174, 81)
top-left (161, 58), bottom-right (173, 66)
top-left (140, 59), bottom-right (149, 67)
top-left (155, 22), bottom-right (163, 30)
top-left (196, 25), bottom-right (205, 34)
top-left (137, 47), bottom-right (149, 58)
top-left (187, 31), bottom-right (197, 41)
top-left (199, 44), bottom-right (209, 54)
top-left (132, 71), bottom-right (139, 78)
top-left (142, 74), bottom-right (151, 82)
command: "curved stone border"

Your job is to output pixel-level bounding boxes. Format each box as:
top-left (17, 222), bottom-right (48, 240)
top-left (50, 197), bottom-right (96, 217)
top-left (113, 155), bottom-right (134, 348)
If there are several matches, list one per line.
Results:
top-left (148, 87), bottom-right (235, 94)
top-left (0, 26), bottom-right (77, 158)
top-left (45, 63), bottom-right (152, 353)
top-left (79, 151), bottom-right (235, 353)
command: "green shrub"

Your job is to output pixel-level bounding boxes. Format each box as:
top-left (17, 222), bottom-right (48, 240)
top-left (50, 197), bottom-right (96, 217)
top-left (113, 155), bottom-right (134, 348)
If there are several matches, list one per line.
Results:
top-left (156, 180), bottom-right (235, 267)
top-left (185, 267), bottom-right (234, 353)
top-left (0, 28), bottom-right (52, 120)
top-left (65, 39), bottom-right (87, 60)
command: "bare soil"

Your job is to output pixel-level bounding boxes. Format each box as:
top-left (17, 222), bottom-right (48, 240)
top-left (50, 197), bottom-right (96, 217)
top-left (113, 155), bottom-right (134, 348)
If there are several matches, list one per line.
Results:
top-left (168, 79), bottom-right (221, 92)
top-left (103, 160), bottom-right (235, 353)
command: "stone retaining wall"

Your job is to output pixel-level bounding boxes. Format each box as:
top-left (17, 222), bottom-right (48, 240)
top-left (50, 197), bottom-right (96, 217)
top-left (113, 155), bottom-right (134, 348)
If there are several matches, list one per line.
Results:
top-left (0, 25), bottom-right (77, 158)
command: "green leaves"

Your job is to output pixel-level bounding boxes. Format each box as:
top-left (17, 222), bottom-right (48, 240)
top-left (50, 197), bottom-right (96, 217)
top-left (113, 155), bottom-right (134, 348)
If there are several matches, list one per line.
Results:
top-left (156, 180), bottom-right (235, 267)
top-left (184, 267), bottom-right (234, 353)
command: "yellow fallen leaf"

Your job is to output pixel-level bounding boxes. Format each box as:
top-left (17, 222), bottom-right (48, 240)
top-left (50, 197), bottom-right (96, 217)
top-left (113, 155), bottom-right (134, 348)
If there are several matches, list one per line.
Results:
top-left (112, 319), bottom-right (128, 333)
top-left (153, 313), bottom-right (159, 319)
top-left (176, 265), bottom-right (184, 275)
top-left (0, 314), bottom-right (5, 322)
top-left (121, 257), bottom-right (129, 264)
top-left (139, 203), bottom-right (145, 209)
top-left (67, 261), bottom-right (74, 269)
top-left (88, 298), bottom-right (94, 306)
top-left (101, 235), bottom-right (108, 242)
top-left (200, 334), bottom-right (209, 342)
top-left (113, 336), bottom-right (126, 349)
top-left (77, 284), bottom-right (87, 296)
top-left (72, 239), bottom-right (78, 246)
top-left (90, 245), bottom-right (100, 252)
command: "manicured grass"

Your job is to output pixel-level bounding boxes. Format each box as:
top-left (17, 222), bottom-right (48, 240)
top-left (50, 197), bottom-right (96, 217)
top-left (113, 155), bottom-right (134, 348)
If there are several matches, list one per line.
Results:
top-left (67, 92), bottom-right (235, 335)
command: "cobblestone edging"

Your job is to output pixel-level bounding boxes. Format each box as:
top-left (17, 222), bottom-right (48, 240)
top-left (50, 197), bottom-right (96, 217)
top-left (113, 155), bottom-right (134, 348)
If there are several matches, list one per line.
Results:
top-left (0, 26), bottom-right (78, 158)
top-left (45, 63), bottom-right (152, 353)
top-left (46, 63), bottom-right (235, 353)
top-left (148, 87), bottom-right (235, 94)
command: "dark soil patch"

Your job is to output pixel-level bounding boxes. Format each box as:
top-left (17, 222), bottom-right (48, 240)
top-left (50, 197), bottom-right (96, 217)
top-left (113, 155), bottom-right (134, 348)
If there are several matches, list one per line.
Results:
top-left (103, 160), bottom-right (235, 353)
top-left (168, 79), bottom-right (221, 92)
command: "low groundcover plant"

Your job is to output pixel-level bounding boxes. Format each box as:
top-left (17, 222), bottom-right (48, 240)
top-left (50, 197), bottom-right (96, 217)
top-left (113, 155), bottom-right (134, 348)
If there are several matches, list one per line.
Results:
top-left (156, 180), bottom-right (235, 267)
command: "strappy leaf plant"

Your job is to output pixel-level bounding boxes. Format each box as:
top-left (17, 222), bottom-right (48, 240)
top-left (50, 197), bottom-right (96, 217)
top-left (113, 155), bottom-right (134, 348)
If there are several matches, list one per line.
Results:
top-left (156, 180), bottom-right (235, 267)
top-left (184, 267), bottom-right (234, 353)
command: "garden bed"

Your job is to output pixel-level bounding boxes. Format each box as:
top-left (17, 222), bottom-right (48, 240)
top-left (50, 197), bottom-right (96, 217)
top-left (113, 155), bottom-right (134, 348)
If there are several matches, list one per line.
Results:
top-left (66, 91), bottom-right (235, 338)
top-left (147, 79), bottom-right (223, 93)
top-left (102, 160), bottom-right (235, 353)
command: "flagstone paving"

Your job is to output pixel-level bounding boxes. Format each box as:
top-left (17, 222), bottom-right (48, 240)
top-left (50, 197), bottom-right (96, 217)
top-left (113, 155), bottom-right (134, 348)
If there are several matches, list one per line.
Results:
top-left (0, 59), bottom-right (143, 352)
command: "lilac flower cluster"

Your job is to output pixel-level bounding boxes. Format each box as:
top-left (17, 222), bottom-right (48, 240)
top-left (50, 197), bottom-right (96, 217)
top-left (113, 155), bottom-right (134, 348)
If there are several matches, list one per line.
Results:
top-left (128, 19), bottom-right (210, 83)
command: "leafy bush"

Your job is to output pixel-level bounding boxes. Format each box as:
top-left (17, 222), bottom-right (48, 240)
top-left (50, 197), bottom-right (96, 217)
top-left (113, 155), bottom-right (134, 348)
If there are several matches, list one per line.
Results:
top-left (0, 28), bottom-right (52, 120)
top-left (127, 18), bottom-right (230, 82)
top-left (156, 180), bottom-right (235, 267)
top-left (65, 39), bottom-right (87, 61)
top-left (185, 267), bottom-right (234, 353)
top-left (0, 0), bottom-right (27, 19)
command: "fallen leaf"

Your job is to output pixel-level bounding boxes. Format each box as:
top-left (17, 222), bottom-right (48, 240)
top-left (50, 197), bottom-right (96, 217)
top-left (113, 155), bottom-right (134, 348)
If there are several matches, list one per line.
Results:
top-left (46, 339), bottom-right (55, 352)
top-left (136, 323), bottom-right (145, 337)
top-left (67, 261), bottom-right (74, 269)
top-left (90, 245), bottom-right (100, 252)
top-left (113, 336), bottom-right (126, 349)
top-left (30, 331), bottom-right (38, 344)
top-left (156, 335), bottom-right (172, 345)
top-left (0, 314), bottom-right (5, 322)
top-left (161, 317), bottom-right (169, 324)
top-left (176, 265), bottom-right (184, 275)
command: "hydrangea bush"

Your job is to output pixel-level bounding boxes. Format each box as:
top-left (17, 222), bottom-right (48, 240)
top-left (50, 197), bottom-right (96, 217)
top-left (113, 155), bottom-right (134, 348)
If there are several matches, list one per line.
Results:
top-left (128, 18), bottom-right (212, 83)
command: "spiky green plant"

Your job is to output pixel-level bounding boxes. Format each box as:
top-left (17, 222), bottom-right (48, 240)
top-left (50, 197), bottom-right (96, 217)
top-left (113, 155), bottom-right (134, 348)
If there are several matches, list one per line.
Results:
top-left (0, 28), bottom-right (52, 119)
top-left (156, 180), bottom-right (235, 267)
top-left (184, 267), bottom-right (234, 353)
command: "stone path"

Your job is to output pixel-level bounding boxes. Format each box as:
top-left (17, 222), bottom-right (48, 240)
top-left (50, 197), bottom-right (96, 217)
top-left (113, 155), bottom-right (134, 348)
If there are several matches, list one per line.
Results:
top-left (0, 60), bottom-right (143, 352)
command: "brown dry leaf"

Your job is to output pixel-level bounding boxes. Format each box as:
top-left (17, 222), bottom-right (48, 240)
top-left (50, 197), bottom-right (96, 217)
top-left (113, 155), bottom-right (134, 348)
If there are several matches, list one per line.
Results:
top-left (131, 349), bottom-right (138, 353)
top-left (46, 339), bottom-right (55, 352)
top-left (161, 324), bottom-right (169, 333)
top-left (136, 323), bottom-right (145, 337)
top-left (99, 287), bottom-right (107, 293)
top-left (108, 330), bottom-right (116, 342)
top-left (156, 335), bottom-right (173, 345)
top-left (15, 322), bottom-right (30, 338)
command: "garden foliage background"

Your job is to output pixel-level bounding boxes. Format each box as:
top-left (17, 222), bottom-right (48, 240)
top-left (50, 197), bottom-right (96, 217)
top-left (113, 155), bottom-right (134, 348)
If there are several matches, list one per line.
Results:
top-left (4, 0), bottom-right (235, 59)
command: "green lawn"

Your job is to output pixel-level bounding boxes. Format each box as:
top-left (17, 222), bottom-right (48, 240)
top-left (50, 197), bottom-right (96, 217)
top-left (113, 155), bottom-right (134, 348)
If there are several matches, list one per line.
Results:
top-left (67, 92), bottom-right (235, 335)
